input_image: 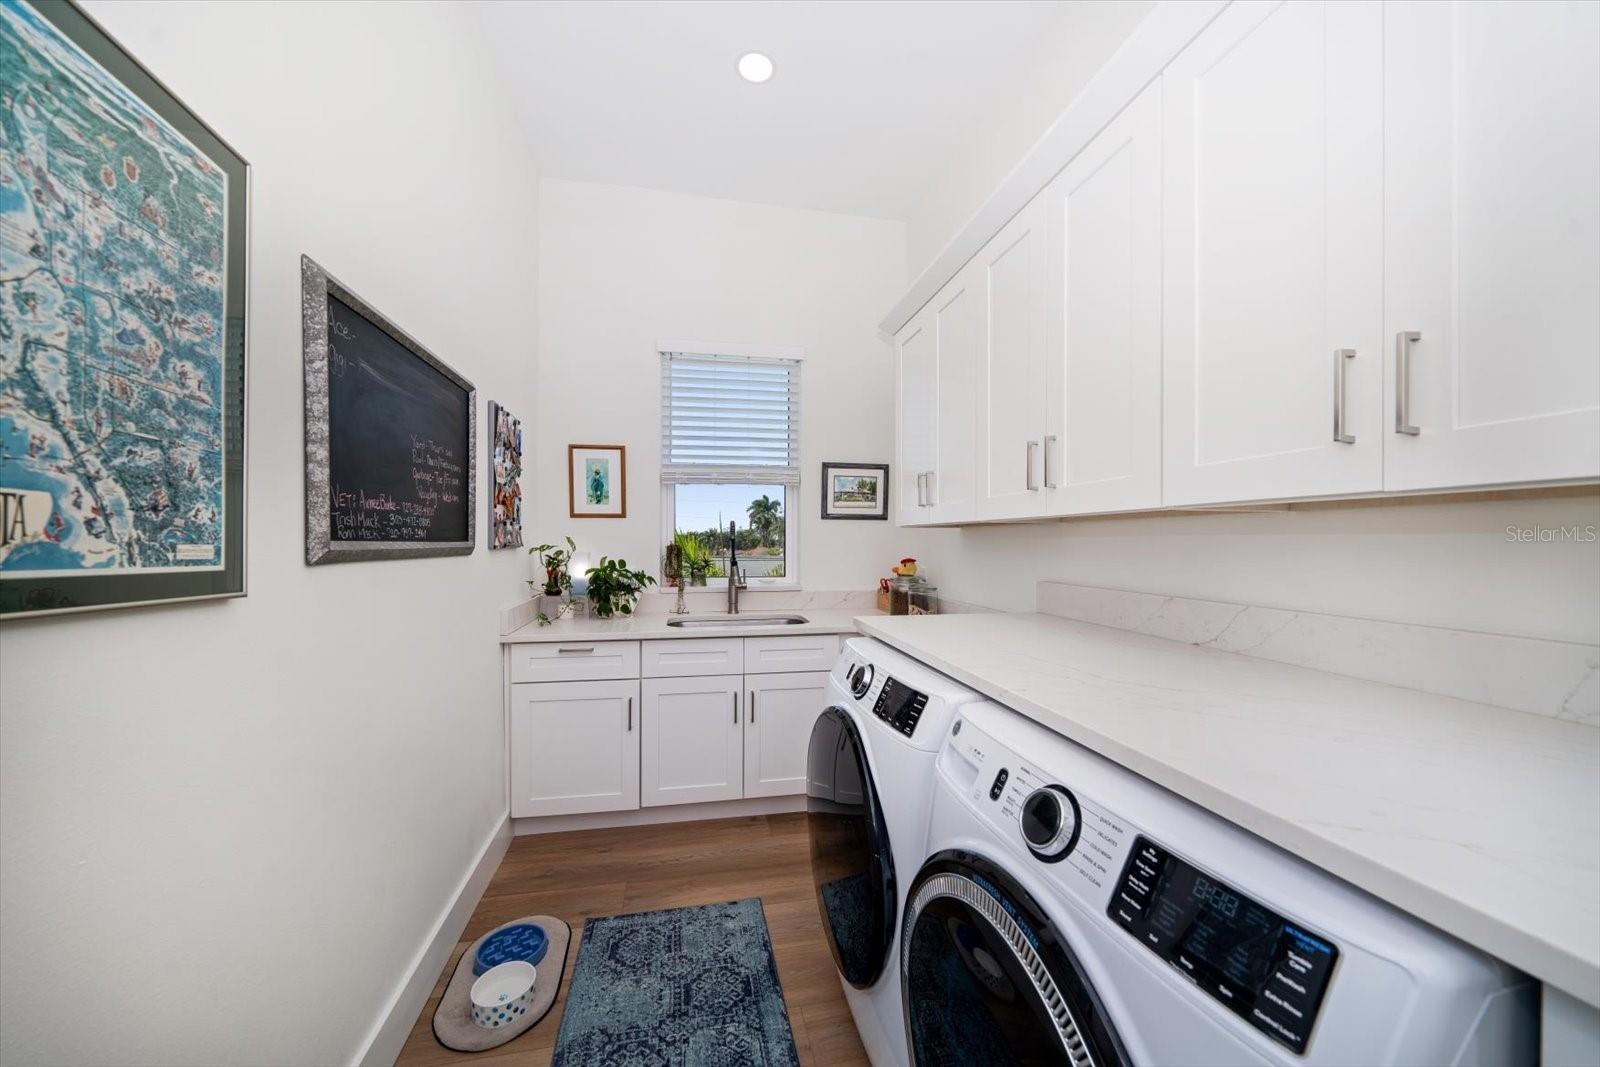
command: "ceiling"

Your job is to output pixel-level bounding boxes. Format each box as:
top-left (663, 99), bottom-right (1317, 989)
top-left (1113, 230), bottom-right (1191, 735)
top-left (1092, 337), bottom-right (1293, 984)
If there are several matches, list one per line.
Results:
top-left (469, 0), bottom-right (1073, 220)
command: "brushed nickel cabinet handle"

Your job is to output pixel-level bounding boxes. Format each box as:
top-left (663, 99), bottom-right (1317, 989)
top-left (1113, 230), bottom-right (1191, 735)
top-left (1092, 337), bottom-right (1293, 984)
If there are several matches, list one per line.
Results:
top-left (1333, 349), bottom-right (1356, 444)
top-left (557, 646), bottom-right (595, 655)
top-left (1026, 441), bottom-right (1039, 490)
top-left (924, 471), bottom-right (936, 507)
top-left (750, 690), bottom-right (756, 723)
top-left (1043, 435), bottom-right (1058, 489)
top-left (1396, 331), bottom-right (1421, 435)
top-left (915, 472), bottom-right (926, 507)
top-left (627, 696), bottom-right (633, 732)
top-left (732, 691), bottom-right (738, 724)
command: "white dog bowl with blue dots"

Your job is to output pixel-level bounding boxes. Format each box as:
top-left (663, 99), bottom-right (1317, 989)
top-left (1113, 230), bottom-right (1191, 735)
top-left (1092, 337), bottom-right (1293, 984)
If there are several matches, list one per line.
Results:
top-left (469, 960), bottom-right (537, 1029)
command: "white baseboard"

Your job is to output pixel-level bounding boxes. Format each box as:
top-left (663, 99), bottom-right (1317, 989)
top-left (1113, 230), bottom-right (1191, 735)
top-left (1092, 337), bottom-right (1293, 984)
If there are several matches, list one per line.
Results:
top-left (352, 812), bottom-right (512, 1066)
top-left (512, 794), bottom-right (805, 836)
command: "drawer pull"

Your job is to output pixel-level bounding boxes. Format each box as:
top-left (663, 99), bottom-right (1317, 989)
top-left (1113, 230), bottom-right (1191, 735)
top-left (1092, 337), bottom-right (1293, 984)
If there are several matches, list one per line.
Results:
top-left (557, 646), bottom-right (596, 655)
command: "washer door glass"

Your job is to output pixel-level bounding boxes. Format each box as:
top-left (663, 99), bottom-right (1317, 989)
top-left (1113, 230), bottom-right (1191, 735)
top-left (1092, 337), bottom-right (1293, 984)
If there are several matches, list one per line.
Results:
top-left (902, 852), bottom-right (1128, 1067)
top-left (806, 706), bottom-right (896, 988)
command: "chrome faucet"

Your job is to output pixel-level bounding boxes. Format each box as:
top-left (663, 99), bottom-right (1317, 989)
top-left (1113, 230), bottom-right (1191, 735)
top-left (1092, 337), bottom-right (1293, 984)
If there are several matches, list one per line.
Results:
top-left (726, 520), bottom-right (746, 614)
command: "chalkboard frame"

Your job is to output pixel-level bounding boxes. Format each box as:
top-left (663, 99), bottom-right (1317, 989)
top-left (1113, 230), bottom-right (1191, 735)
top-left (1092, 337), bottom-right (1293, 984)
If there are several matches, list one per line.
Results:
top-left (301, 256), bottom-right (476, 564)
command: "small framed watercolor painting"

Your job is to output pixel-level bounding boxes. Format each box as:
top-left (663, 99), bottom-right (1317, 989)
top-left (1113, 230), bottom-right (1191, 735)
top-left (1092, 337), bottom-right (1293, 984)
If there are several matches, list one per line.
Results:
top-left (568, 445), bottom-right (626, 518)
top-left (821, 462), bottom-right (889, 520)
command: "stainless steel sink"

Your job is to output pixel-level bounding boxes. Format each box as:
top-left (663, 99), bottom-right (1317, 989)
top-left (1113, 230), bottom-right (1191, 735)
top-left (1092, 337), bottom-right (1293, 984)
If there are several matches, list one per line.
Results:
top-left (666, 614), bottom-right (810, 628)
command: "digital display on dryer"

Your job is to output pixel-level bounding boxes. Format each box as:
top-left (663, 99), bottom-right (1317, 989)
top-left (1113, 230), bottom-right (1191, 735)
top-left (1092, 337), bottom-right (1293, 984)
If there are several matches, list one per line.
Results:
top-left (872, 677), bottom-right (929, 737)
top-left (1110, 837), bottom-right (1338, 1055)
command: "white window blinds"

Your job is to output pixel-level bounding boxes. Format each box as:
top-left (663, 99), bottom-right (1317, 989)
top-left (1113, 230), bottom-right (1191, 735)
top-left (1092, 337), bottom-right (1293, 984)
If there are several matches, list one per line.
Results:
top-left (661, 352), bottom-right (801, 485)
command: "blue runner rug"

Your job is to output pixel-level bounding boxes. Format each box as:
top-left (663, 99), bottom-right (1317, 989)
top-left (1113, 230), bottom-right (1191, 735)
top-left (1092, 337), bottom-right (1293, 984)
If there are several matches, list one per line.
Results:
top-left (551, 898), bottom-right (800, 1067)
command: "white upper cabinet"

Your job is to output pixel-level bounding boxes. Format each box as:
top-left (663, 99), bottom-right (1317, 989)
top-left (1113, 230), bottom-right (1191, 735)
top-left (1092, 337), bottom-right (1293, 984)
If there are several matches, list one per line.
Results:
top-left (1042, 81), bottom-right (1164, 516)
top-left (894, 313), bottom-right (936, 526)
top-left (1161, 0), bottom-right (1385, 506)
top-left (931, 263), bottom-right (983, 523)
top-left (1383, 0), bottom-right (1600, 491)
top-left (977, 197), bottom-right (1050, 519)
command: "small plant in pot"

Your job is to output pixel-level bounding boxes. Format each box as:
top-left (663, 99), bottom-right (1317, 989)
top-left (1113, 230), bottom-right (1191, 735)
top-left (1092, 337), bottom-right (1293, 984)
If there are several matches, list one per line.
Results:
top-left (528, 537), bottom-right (578, 625)
top-left (586, 557), bottom-right (656, 618)
top-left (528, 537), bottom-right (576, 597)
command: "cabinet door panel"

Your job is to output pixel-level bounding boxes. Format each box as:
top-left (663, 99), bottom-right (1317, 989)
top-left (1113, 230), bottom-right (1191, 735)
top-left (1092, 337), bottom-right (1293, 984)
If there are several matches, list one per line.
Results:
top-left (641, 674), bottom-right (743, 807)
top-left (510, 680), bottom-right (639, 818)
top-left (978, 199), bottom-right (1049, 519)
top-left (1384, 0), bottom-right (1600, 489)
top-left (932, 267), bottom-right (983, 522)
top-left (895, 316), bottom-right (936, 526)
top-left (1163, 0), bottom-right (1383, 505)
top-left (744, 671), bottom-right (831, 798)
top-left (1045, 81), bottom-right (1163, 515)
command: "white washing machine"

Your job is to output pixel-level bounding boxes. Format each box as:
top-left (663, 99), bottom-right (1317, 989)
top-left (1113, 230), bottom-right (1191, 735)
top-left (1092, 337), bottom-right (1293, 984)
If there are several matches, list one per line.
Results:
top-left (805, 637), bottom-right (995, 1067)
top-left (900, 700), bottom-right (1538, 1066)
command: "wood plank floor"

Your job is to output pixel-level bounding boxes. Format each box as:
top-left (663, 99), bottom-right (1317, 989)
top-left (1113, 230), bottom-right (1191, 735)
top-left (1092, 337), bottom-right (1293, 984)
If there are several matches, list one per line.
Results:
top-left (395, 813), bottom-right (870, 1066)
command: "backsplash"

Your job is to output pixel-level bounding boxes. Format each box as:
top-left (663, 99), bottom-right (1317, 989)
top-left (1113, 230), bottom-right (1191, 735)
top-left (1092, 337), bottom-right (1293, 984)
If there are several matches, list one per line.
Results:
top-left (1037, 580), bottom-right (1599, 727)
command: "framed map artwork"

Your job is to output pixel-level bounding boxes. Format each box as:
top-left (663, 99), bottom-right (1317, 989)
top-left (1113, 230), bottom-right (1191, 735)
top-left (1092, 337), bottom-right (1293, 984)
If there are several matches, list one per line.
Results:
top-left (0, 0), bottom-right (249, 617)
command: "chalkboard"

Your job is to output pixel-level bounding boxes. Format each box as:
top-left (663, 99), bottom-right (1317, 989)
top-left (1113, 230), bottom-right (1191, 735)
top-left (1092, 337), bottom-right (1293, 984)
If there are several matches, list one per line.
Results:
top-left (302, 257), bottom-right (475, 564)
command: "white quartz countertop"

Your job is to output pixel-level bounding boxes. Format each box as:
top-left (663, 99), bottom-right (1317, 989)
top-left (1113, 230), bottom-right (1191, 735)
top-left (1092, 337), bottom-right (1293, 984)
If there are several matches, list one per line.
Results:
top-left (856, 611), bottom-right (1600, 1006)
top-left (501, 607), bottom-right (877, 643)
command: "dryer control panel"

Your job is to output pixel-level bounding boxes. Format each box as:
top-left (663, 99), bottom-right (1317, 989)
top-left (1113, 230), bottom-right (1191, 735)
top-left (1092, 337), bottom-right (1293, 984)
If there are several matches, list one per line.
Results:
top-left (943, 718), bottom-right (1131, 904)
top-left (871, 676), bottom-right (929, 737)
top-left (1110, 837), bottom-right (1340, 1056)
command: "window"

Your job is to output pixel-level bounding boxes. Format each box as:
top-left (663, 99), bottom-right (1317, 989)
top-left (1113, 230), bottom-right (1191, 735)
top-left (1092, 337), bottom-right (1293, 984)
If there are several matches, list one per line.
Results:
top-left (661, 350), bottom-right (800, 588)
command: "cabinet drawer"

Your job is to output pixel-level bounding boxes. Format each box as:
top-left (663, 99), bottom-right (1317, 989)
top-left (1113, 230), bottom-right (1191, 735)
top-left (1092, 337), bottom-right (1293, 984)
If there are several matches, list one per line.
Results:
top-left (744, 634), bottom-right (842, 675)
top-left (641, 638), bottom-right (744, 678)
top-left (508, 641), bottom-right (640, 683)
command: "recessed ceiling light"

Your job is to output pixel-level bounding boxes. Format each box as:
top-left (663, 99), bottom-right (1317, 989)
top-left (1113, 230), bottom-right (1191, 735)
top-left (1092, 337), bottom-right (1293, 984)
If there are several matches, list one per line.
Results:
top-left (737, 52), bottom-right (774, 84)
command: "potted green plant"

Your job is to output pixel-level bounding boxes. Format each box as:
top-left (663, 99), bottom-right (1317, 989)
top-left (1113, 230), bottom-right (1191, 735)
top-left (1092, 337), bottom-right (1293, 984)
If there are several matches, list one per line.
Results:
top-left (585, 557), bottom-right (656, 618)
top-left (527, 537), bottom-right (577, 625)
top-left (528, 537), bottom-right (576, 597)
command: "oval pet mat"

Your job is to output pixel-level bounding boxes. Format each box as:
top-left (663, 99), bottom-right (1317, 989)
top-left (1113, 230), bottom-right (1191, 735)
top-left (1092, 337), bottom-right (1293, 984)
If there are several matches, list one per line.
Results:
top-left (433, 915), bottom-right (571, 1053)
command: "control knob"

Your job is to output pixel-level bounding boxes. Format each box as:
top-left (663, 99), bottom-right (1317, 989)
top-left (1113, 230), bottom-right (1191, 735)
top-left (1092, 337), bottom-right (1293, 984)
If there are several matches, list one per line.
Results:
top-left (848, 662), bottom-right (875, 698)
top-left (1020, 785), bottom-right (1082, 863)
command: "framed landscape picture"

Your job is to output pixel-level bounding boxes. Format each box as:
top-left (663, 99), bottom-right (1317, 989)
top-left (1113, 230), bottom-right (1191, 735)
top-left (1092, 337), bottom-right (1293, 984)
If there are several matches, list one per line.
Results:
top-left (488, 401), bottom-right (522, 549)
top-left (568, 444), bottom-right (626, 518)
top-left (0, 0), bottom-right (249, 618)
top-left (821, 462), bottom-right (889, 520)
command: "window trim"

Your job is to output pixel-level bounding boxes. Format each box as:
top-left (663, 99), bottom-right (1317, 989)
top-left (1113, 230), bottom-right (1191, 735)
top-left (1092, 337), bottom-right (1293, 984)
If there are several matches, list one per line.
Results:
top-left (658, 343), bottom-right (803, 591)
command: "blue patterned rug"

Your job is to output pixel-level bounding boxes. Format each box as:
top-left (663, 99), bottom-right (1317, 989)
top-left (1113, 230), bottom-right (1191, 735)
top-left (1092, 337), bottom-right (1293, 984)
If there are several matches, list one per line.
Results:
top-left (551, 898), bottom-right (799, 1067)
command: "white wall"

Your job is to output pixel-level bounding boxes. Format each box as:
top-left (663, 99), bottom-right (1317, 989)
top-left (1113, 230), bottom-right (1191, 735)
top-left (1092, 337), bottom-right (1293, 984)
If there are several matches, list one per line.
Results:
top-left (903, 0), bottom-right (1154, 279)
top-left (0, 3), bottom-right (538, 1064)
top-left (532, 178), bottom-right (948, 592)
top-left (924, 493), bottom-right (1600, 645)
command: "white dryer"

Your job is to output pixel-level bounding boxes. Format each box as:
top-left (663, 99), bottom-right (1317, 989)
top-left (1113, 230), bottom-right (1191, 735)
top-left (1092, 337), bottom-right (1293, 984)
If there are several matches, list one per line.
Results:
top-left (900, 701), bottom-right (1537, 1066)
top-left (806, 637), bottom-right (994, 1067)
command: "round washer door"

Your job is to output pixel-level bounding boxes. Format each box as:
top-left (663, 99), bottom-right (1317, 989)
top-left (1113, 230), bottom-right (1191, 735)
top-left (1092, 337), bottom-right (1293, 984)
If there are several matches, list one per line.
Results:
top-left (806, 706), bottom-right (896, 989)
top-left (901, 851), bottom-right (1129, 1067)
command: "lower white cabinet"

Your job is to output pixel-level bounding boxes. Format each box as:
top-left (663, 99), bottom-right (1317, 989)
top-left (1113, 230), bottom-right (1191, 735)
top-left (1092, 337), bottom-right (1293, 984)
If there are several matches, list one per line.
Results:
top-left (743, 671), bottom-right (831, 798)
top-left (508, 637), bottom-right (839, 820)
top-left (641, 674), bottom-right (744, 807)
top-left (510, 679), bottom-right (639, 818)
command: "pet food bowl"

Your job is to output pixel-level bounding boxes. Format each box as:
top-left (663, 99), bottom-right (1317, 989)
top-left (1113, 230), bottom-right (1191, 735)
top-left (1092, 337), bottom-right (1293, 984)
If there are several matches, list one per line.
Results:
top-left (469, 961), bottom-right (536, 1029)
top-left (473, 922), bottom-right (549, 975)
